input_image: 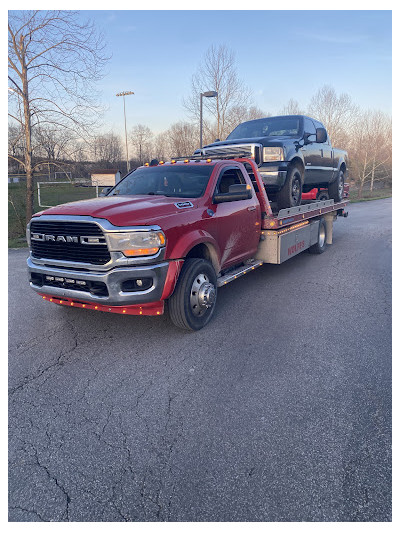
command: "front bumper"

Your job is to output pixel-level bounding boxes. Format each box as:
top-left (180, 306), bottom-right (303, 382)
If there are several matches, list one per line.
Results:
top-left (27, 257), bottom-right (169, 306)
top-left (258, 164), bottom-right (288, 188)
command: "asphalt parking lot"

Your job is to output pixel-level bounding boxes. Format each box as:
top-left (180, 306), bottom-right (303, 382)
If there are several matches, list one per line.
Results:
top-left (8, 198), bottom-right (391, 522)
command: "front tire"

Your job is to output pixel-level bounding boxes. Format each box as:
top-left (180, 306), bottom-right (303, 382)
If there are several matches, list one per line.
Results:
top-left (328, 169), bottom-right (345, 202)
top-left (277, 165), bottom-right (303, 210)
top-left (168, 258), bottom-right (217, 331)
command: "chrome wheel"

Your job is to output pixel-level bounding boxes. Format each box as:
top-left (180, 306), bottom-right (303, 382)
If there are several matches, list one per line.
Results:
top-left (189, 273), bottom-right (216, 317)
top-left (318, 224), bottom-right (326, 248)
top-left (291, 174), bottom-right (302, 205)
top-left (338, 173), bottom-right (344, 199)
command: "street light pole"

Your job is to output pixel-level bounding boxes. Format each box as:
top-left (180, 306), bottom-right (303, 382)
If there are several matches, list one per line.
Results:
top-left (116, 90), bottom-right (134, 174)
top-left (200, 91), bottom-right (218, 150)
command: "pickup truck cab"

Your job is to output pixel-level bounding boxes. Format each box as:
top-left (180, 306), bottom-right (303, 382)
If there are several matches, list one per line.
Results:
top-left (196, 115), bottom-right (348, 210)
top-left (27, 156), bottom-right (348, 331)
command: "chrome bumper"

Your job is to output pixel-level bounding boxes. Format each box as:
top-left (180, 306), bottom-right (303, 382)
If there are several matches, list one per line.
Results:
top-left (27, 257), bottom-right (169, 305)
top-left (259, 170), bottom-right (287, 187)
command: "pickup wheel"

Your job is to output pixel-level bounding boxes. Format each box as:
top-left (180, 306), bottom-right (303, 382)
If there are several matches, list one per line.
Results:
top-left (328, 169), bottom-right (345, 202)
top-left (309, 218), bottom-right (327, 254)
top-left (277, 164), bottom-right (303, 210)
top-left (168, 258), bottom-right (217, 331)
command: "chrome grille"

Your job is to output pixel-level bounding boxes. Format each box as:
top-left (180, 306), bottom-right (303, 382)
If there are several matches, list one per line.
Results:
top-left (202, 143), bottom-right (262, 165)
top-left (30, 220), bottom-right (111, 265)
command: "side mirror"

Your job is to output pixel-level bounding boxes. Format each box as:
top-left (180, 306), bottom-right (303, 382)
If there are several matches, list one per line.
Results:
top-left (316, 128), bottom-right (328, 143)
top-left (99, 186), bottom-right (112, 197)
top-left (213, 183), bottom-right (252, 203)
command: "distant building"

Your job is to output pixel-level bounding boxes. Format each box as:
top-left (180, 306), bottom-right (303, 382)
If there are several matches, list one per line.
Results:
top-left (91, 169), bottom-right (122, 187)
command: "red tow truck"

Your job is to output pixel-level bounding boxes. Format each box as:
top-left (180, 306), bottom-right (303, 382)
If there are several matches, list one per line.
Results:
top-left (27, 155), bottom-right (348, 330)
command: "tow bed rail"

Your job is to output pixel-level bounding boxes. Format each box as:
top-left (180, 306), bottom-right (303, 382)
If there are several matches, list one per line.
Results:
top-left (263, 198), bottom-right (349, 230)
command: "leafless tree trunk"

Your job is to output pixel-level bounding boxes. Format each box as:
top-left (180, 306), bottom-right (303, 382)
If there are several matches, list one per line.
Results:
top-left (8, 10), bottom-right (108, 223)
top-left (183, 45), bottom-right (252, 143)
top-left (130, 124), bottom-right (153, 165)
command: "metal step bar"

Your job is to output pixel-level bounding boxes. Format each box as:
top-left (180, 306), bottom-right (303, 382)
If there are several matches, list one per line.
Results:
top-left (217, 260), bottom-right (263, 287)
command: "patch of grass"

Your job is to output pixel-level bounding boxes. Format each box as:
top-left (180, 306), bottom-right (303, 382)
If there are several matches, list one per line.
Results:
top-left (8, 181), bottom-right (97, 247)
top-left (8, 237), bottom-right (28, 248)
top-left (348, 189), bottom-right (392, 203)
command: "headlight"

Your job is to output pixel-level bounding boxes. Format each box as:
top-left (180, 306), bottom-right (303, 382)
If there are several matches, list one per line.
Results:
top-left (263, 147), bottom-right (284, 162)
top-left (106, 230), bottom-right (166, 257)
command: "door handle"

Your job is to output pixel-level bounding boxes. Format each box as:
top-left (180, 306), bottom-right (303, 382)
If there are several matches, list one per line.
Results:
top-left (247, 206), bottom-right (256, 212)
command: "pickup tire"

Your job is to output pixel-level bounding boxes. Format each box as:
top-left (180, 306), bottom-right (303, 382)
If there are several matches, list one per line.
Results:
top-left (328, 169), bottom-right (345, 202)
top-left (277, 164), bottom-right (303, 210)
top-left (168, 258), bottom-right (217, 331)
top-left (309, 218), bottom-right (327, 254)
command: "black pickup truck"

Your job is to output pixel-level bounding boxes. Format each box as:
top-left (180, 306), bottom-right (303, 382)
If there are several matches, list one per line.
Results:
top-left (196, 115), bottom-right (348, 210)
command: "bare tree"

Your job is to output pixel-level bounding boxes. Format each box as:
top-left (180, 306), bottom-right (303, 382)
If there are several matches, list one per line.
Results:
top-left (183, 45), bottom-right (252, 142)
top-left (92, 132), bottom-right (123, 166)
top-left (152, 132), bottom-right (170, 162)
top-left (33, 126), bottom-right (73, 162)
top-left (130, 124), bottom-right (153, 165)
top-left (8, 10), bottom-right (108, 222)
top-left (349, 110), bottom-right (392, 197)
top-left (224, 105), bottom-right (268, 138)
top-left (280, 98), bottom-right (305, 116)
top-left (308, 85), bottom-right (357, 147)
top-left (167, 122), bottom-right (198, 157)
top-left (8, 123), bottom-right (25, 170)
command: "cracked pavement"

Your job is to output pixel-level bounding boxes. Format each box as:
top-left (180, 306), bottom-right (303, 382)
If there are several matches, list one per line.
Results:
top-left (8, 198), bottom-right (391, 521)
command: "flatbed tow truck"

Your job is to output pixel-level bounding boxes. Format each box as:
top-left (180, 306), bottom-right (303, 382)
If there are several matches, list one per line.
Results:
top-left (27, 154), bottom-right (348, 330)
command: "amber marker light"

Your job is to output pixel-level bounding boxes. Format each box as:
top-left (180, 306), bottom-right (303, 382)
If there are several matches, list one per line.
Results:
top-left (206, 158), bottom-right (212, 163)
top-left (123, 247), bottom-right (159, 257)
top-left (171, 160), bottom-right (176, 164)
top-left (184, 159), bottom-right (189, 163)
top-left (144, 162), bottom-right (149, 167)
top-left (159, 161), bottom-right (164, 165)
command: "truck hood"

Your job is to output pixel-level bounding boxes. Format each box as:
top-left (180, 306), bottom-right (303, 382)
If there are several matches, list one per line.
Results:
top-left (203, 136), bottom-right (297, 148)
top-left (34, 195), bottom-right (197, 227)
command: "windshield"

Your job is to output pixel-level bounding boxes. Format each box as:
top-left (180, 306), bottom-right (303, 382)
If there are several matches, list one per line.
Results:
top-left (108, 165), bottom-right (213, 198)
top-left (227, 116), bottom-right (302, 140)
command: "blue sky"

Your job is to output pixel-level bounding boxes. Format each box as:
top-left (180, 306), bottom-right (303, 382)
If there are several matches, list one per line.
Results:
top-left (80, 10), bottom-right (392, 136)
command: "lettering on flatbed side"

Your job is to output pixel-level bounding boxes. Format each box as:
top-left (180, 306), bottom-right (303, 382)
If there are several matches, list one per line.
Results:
top-left (288, 240), bottom-right (305, 256)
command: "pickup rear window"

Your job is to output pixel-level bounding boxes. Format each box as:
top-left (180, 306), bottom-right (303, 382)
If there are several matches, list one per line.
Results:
top-left (109, 165), bottom-right (213, 199)
top-left (227, 116), bottom-right (301, 139)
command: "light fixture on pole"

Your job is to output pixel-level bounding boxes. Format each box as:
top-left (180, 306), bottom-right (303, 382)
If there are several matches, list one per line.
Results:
top-left (116, 90), bottom-right (134, 174)
top-left (200, 91), bottom-right (218, 150)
